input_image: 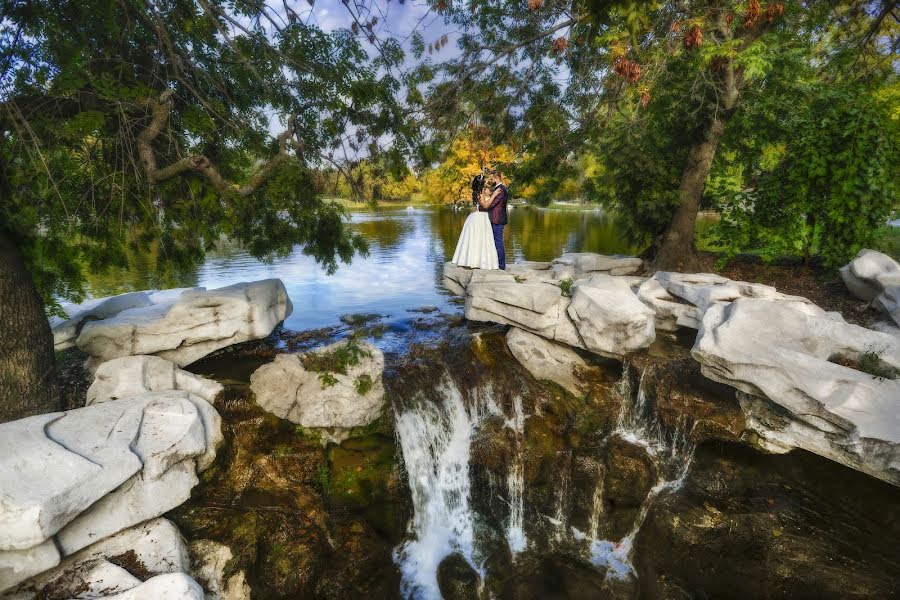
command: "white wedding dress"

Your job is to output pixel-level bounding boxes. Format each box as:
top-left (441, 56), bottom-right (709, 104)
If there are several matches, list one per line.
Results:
top-left (451, 210), bottom-right (499, 269)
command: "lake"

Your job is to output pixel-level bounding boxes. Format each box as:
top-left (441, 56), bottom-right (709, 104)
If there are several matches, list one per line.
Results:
top-left (84, 206), bottom-right (639, 331)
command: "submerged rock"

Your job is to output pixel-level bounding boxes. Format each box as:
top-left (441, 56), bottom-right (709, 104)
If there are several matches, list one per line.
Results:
top-left (76, 279), bottom-right (292, 370)
top-left (693, 297), bottom-right (900, 486)
top-left (841, 249), bottom-right (900, 327)
top-left (437, 553), bottom-right (481, 600)
top-left (188, 539), bottom-right (251, 600)
top-left (250, 339), bottom-right (385, 430)
top-left (87, 355), bottom-right (223, 405)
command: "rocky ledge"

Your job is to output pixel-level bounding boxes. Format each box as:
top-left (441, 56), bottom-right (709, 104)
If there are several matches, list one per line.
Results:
top-left (444, 252), bottom-right (900, 487)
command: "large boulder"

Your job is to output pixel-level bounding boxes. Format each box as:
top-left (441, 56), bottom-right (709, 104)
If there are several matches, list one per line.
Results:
top-left (76, 279), bottom-right (292, 369)
top-left (51, 292), bottom-right (155, 351)
top-left (552, 253), bottom-right (643, 276)
top-left (250, 339), bottom-right (385, 429)
top-left (692, 297), bottom-right (900, 486)
top-left (0, 392), bottom-right (221, 591)
top-left (87, 355), bottom-right (223, 405)
top-left (506, 328), bottom-right (588, 395)
top-left (841, 249), bottom-right (900, 326)
top-left (638, 271), bottom-right (832, 331)
top-left (3, 518), bottom-right (190, 599)
top-left (567, 275), bottom-right (656, 357)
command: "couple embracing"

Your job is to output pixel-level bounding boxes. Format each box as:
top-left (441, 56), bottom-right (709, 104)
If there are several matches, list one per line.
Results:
top-left (451, 170), bottom-right (509, 271)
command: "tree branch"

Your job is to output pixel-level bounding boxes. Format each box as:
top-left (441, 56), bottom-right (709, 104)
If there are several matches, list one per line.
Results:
top-left (136, 90), bottom-right (296, 198)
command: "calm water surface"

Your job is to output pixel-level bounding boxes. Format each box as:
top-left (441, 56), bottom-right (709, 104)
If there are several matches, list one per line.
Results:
top-left (86, 207), bottom-right (638, 331)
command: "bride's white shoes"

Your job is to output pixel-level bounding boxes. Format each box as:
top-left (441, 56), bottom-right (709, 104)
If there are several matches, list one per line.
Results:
top-left (451, 211), bottom-right (499, 270)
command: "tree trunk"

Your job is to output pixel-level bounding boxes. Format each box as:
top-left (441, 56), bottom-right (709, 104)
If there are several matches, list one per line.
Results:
top-left (0, 229), bottom-right (60, 423)
top-left (651, 117), bottom-right (727, 273)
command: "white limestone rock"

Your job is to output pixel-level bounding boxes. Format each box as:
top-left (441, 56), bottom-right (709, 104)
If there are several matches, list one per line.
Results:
top-left (567, 275), bottom-right (656, 357)
top-left (3, 518), bottom-right (189, 600)
top-left (98, 573), bottom-right (205, 600)
top-left (693, 297), bottom-right (900, 486)
top-left (442, 262), bottom-right (476, 296)
top-left (250, 340), bottom-right (385, 429)
top-left (189, 540), bottom-right (251, 600)
top-left (506, 328), bottom-right (588, 395)
top-left (552, 253), bottom-right (642, 274)
top-left (76, 279), bottom-right (292, 369)
top-left (841, 249), bottom-right (900, 326)
top-left (50, 292), bottom-right (154, 351)
top-left (0, 393), bottom-right (220, 591)
top-left (88, 355), bottom-right (223, 405)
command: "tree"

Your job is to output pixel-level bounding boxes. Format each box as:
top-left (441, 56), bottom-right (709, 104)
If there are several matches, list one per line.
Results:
top-left (423, 125), bottom-right (517, 204)
top-left (0, 0), bottom-right (415, 421)
top-left (419, 0), bottom-right (897, 270)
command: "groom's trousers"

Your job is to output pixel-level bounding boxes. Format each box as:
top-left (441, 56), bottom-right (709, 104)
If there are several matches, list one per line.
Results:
top-left (491, 224), bottom-right (506, 270)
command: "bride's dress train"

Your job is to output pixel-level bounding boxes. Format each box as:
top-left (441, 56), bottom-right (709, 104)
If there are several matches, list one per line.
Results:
top-left (451, 211), bottom-right (498, 270)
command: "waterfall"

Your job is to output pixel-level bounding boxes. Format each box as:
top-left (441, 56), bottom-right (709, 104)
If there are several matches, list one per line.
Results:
top-left (587, 467), bottom-right (605, 541)
top-left (551, 451), bottom-right (572, 541)
top-left (588, 365), bottom-right (695, 582)
top-left (505, 395), bottom-right (527, 556)
top-left (394, 378), bottom-right (529, 597)
top-left (393, 379), bottom-right (482, 599)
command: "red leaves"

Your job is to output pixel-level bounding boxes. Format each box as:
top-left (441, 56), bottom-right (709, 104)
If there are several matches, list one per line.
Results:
top-left (671, 20), bottom-right (682, 33)
top-left (528, 0), bottom-right (542, 10)
top-left (766, 2), bottom-right (784, 22)
top-left (725, 12), bottom-right (734, 26)
top-left (552, 36), bottom-right (569, 54)
top-left (745, 0), bottom-right (761, 28)
top-left (640, 89), bottom-right (651, 108)
top-left (683, 25), bottom-right (703, 49)
top-left (613, 56), bottom-right (642, 83)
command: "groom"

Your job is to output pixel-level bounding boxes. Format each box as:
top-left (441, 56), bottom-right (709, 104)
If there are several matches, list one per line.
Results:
top-left (477, 170), bottom-right (509, 269)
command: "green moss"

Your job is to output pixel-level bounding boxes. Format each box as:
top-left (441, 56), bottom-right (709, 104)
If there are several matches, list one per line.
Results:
top-left (318, 371), bottom-right (339, 387)
top-left (857, 350), bottom-right (900, 380)
top-left (354, 374), bottom-right (374, 395)
top-left (304, 336), bottom-right (371, 376)
top-left (558, 278), bottom-right (574, 297)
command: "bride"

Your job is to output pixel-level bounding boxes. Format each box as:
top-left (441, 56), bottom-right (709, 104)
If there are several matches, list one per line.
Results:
top-left (450, 177), bottom-right (499, 269)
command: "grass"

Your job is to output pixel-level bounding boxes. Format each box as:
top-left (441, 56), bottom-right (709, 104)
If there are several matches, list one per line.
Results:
top-left (872, 225), bottom-right (900, 259)
top-left (303, 336), bottom-right (370, 376)
top-left (558, 278), bottom-right (574, 297)
top-left (857, 350), bottom-right (900, 380)
top-left (354, 374), bottom-right (374, 395)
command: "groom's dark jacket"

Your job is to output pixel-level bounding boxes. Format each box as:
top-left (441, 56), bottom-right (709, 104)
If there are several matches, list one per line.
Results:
top-left (487, 184), bottom-right (508, 226)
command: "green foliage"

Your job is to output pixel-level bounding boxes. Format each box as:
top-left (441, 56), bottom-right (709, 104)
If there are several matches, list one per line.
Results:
top-left (318, 372), bottom-right (339, 388)
top-left (856, 351), bottom-right (900, 381)
top-left (558, 279), bottom-right (574, 297)
top-left (354, 374), bottom-right (374, 396)
top-left (1, 0), bottom-right (419, 304)
top-left (303, 336), bottom-right (371, 377)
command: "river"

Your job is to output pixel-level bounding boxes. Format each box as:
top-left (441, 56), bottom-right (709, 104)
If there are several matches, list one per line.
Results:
top-left (83, 206), bottom-right (638, 330)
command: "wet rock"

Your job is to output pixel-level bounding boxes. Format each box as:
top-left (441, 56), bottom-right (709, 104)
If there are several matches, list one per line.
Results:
top-left (87, 355), bottom-right (223, 405)
top-left (250, 339), bottom-right (385, 429)
top-left (188, 540), bottom-right (251, 600)
top-left (76, 280), bottom-right (292, 370)
top-left (841, 249), bottom-right (900, 326)
top-left (503, 554), bottom-right (608, 600)
top-left (506, 327), bottom-right (588, 395)
top-left (604, 436), bottom-right (657, 509)
top-left (339, 313), bottom-right (383, 327)
top-left (693, 297), bottom-right (900, 486)
top-left (4, 518), bottom-right (190, 599)
top-left (437, 553), bottom-right (481, 600)
top-left (635, 441), bottom-right (900, 599)
top-left (0, 392), bottom-right (221, 591)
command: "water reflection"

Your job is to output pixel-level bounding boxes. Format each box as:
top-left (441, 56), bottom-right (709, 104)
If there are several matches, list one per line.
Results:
top-left (83, 207), bottom-right (638, 330)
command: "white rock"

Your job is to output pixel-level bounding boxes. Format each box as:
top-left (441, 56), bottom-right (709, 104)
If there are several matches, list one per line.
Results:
top-left (841, 249), bottom-right (900, 326)
top-left (76, 279), bottom-right (292, 369)
top-left (56, 459), bottom-right (199, 557)
top-left (566, 275), bottom-right (656, 357)
top-left (0, 539), bottom-right (60, 593)
top-left (506, 328), bottom-right (587, 395)
top-left (189, 540), bottom-right (251, 600)
top-left (251, 340), bottom-right (385, 429)
top-left (51, 292), bottom-right (153, 351)
top-left (98, 573), bottom-right (205, 600)
top-left (442, 262), bottom-right (476, 296)
top-left (0, 408), bottom-right (143, 551)
top-left (88, 355), bottom-right (223, 405)
top-left (693, 297), bottom-right (900, 486)
top-left (552, 253), bottom-right (642, 273)
top-left (3, 518), bottom-right (190, 599)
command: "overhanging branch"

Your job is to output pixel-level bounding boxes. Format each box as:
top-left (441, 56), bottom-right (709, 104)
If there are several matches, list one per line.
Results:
top-left (136, 90), bottom-right (297, 198)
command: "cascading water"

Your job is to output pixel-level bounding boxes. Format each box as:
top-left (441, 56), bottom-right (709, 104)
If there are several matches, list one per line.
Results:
top-left (587, 364), bottom-right (695, 582)
top-left (394, 377), bottom-right (529, 597)
top-left (505, 395), bottom-right (527, 556)
top-left (394, 379), bottom-right (482, 599)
